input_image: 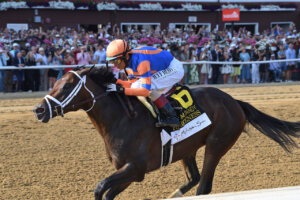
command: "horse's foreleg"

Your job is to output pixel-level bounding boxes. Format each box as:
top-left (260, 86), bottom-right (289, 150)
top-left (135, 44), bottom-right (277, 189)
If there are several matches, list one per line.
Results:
top-left (94, 162), bottom-right (145, 200)
top-left (103, 183), bottom-right (131, 200)
top-left (168, 154), bottom-right (200, 198)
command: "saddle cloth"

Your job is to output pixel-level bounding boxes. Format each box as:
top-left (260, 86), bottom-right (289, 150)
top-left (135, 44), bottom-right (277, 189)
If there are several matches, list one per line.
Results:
top-left (158, 85), bottom-right (212, 167)
top-left (161, 85), bottom-right (212, 145)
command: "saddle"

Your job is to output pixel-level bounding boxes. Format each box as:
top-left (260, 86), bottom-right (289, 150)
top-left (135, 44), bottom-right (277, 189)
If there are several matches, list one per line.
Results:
top-left (116, 84), bottom-right (204, 129)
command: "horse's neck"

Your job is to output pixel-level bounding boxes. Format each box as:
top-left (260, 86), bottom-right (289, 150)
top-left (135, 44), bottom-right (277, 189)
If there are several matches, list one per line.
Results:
top-left (86, 95), bottom-right (129, 138)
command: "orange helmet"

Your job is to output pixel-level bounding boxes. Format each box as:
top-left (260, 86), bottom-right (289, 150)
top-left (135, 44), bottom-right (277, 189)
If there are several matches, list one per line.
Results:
top-left (106, 39), bottom-right (130, 61)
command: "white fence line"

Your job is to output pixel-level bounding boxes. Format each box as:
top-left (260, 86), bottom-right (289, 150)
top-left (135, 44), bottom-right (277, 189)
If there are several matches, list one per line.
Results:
top-left (162, 186), bottom-right (300, 200)
top-left (0, 64), bottom-right (106, 70)
top-left (0, 58), bottom-right (300, 70)
top-left (181, 58), bottom-right (300, 65)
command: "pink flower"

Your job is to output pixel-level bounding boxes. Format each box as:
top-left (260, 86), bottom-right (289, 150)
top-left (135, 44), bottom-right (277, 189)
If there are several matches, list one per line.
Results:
top-left (198, 37), bottom-right (210, 47)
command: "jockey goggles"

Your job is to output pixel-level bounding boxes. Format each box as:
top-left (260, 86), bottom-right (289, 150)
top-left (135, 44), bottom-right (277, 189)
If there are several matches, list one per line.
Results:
top-left (108, 58), bottom-right (122, 65)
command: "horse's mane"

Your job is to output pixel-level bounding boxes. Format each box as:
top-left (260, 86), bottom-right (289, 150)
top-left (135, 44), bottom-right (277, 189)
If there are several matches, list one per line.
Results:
top-left (74, 66), bottom-right (116, 87)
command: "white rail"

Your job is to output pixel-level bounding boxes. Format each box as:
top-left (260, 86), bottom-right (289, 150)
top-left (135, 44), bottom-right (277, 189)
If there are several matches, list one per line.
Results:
top-left (0, 59), bottom-right (300, 70)
top-left (162, 186), bottom-right (300, 200)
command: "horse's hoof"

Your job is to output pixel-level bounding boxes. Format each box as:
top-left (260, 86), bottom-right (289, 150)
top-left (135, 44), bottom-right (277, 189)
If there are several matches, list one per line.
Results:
top-left (168, 189), bottom-right (183, 198)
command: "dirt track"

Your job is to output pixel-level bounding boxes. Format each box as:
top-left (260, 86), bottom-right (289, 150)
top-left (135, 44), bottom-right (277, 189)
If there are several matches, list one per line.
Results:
top-left (1, 84), bottom-right (300, 200)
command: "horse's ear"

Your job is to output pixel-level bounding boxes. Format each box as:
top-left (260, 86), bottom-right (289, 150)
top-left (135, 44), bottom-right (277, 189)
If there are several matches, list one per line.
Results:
top-left (89, 65), bottom-right (95, 73)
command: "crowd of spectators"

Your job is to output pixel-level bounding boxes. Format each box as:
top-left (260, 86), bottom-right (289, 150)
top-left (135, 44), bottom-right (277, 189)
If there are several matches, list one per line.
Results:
top-left (0, 23), bottom-right (300, 92)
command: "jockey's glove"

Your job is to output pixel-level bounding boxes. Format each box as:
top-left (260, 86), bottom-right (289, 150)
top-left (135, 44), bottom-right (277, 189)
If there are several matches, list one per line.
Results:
top-left (106, 84), bottom-right (125, 94)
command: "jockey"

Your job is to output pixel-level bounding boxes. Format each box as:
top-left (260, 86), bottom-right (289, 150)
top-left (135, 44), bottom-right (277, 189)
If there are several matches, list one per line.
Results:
top-left (106, 39), bottom-right (184, 128)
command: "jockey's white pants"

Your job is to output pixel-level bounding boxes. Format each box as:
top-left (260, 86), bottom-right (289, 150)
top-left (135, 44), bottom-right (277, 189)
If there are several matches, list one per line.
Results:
top-left (131, 58), bottom-right (184, 93)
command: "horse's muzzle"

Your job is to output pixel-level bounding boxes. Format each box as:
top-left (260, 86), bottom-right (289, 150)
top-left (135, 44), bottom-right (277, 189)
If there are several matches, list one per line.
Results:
top-left (33, 104), bottom-right (50, 123)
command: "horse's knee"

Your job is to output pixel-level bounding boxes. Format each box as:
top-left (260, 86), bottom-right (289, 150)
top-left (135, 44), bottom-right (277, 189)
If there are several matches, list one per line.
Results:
top-left (130, 162), bottom-right (146, 182)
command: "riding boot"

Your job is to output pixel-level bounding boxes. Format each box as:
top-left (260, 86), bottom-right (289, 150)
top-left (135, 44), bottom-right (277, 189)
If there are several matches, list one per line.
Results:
top-left (153, 94), bottom-right (180, 128)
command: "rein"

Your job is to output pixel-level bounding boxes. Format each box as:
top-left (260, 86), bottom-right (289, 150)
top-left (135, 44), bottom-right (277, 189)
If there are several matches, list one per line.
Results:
top-left (44, 70), bottom-right (106, 119)
top-left (64, 92), bottom-right (108, 111)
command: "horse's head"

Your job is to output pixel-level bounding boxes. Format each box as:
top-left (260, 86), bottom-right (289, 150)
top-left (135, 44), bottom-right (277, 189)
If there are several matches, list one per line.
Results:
top-left (33, 67), bottom-right (115, 123)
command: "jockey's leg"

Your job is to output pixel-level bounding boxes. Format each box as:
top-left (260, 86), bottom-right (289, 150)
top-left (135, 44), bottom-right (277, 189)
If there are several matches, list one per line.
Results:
top-left (149, 90), bottom-right (180, 128)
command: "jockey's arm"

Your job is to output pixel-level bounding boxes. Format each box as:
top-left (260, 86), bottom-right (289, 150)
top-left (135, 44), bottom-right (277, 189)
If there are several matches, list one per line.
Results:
top-left (120, 61), bottom-right (151, 97)
top-left (115, 68), bottom-right (138, 88)
top-left (116, 79), bottom-right (132, 88)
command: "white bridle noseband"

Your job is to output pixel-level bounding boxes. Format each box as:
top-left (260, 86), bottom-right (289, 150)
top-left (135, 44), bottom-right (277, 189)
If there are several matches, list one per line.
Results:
top-left (44, 70), bottom-right (96, 119)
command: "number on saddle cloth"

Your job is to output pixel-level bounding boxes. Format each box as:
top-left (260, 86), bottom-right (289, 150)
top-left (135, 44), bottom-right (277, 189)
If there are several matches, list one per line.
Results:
top-left (165, 85), bottom-right (203, 131)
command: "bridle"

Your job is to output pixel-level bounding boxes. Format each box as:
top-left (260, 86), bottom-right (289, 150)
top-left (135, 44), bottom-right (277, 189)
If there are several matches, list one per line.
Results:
top-left (43, 70), bottom-right (107, 119)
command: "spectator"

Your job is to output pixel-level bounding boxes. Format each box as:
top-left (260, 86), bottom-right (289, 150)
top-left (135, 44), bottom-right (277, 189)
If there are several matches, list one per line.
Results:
top-left (0, 48), bottom-right (9, 92)
top-left (239, 47), bottom-right (251, 83)
top-left (251, 45), bottom-right (260, 84)
top-left (48, 48), bottom-right (63, 91)
top-left (178, 44), bottom-right (190, 85)
top-left (269, 54), bottom-right (281, 82)
top-left (3, 51), bottom-right (14, 92)
top-left (10, 43), bottom-right (20, 58)
top-left (221, 52), bottom-right (233, 84)
top-left (36, 47), bottom-right (49, 91)
top-left (199, 45), bottom-right (211, 84)
top-left (258, 47), bottom-right (267, 83)
top-left (211, 43), bottom-right (224, 84)
top-left (93, 43), bottom-right (106, 64)
top-left (64, 49), bottom-right (75, 73)
top-left (13, 52), bottom-right (25, 91)
top-left (77, 45), bottom-right (91, 65)
top-left (277, 45), bottom-right (286, 80)
top-left (230, 44), bottom-right (240, 83)
top-left (25, 51), bottom-right (39, 91)
top-left (285, 42), bottom-right (296, 82)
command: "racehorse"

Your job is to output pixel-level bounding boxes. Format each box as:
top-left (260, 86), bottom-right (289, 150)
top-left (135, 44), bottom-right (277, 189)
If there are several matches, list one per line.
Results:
top-left (33, 67), bottom-right (300, 200)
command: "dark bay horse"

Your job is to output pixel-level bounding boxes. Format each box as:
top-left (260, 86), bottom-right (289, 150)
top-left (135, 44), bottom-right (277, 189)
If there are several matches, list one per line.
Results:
top-left (33, 67), bottom-right (300, 200)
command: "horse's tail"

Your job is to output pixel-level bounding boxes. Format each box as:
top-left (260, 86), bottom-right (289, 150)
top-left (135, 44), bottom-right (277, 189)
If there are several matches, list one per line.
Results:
top-left (237, 100), bottom-right (300, 152)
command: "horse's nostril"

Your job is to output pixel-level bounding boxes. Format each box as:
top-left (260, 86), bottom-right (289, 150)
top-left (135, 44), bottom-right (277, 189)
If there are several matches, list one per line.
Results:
top-left (35, 107), bottom-right (45, 114)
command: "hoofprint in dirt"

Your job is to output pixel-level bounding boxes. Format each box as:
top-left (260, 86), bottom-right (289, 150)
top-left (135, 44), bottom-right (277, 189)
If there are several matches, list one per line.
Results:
top-left (0, 85), bottom-right (300, 200)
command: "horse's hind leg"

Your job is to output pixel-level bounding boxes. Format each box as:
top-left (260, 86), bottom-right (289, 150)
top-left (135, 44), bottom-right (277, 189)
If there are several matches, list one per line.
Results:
top-left (196, 146), bottom-right (222, 195)
top-left (196, 132), bottom-right (240, 195)
top-left (168, 153), bottom-right (200, 198)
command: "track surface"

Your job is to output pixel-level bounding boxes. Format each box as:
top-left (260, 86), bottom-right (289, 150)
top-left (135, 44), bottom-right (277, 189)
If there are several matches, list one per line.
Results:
top-left (1, 84), bottom-right (300, 199)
